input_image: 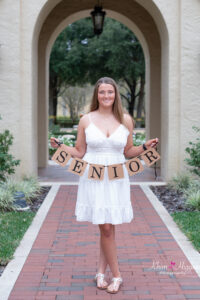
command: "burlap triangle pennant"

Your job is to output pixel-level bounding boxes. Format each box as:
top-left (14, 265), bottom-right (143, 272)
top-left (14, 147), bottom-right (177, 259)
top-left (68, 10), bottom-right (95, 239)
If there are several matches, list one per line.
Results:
top-left (107, 163), bottom-right (124, 180)
top-left (51, 145), bottom-right (72, 167)
top-left (125, 157), bottom-right (144, 176)
top-left (88, 164), bottom-right (105, 180)
top-left (68, 158), bottom-right (88, 176)
top-left (141, 147), bottom-right (161, 167)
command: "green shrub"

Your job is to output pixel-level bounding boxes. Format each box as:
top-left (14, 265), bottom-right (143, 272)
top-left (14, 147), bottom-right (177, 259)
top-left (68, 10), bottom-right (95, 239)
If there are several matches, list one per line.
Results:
top-left (185, 190), bottom-right (200, 210)
top-left (185, 179), bottom-right (200, 192)
top-left (168, 173), bottom-right (200, 210)
top-left (133, 132), bottom-right (146, 146)
top-left (0, 187), bottom-right (14, 211)
top-left (0, 117), bottom-right (20, 182)
top-left (182, 179), bottom-right (200, 210)
top-left (185, 126), bottom-right (200, 177)
top-left (50, 131), bottom-right (77, 138)
top-left (48, 122), bottom-right (76, 156)
top-left (167, 172), bottom-right (193, 192)
top-left (56, 116), bottom-right (79, 128)
top-left (3, 176), bottom-right (42, 202)
top-left (49, 123), bottom-right (61, 135)
top-left (49, 116), bottom-right (79, 128)
top-left (0, 176), bottom-right (42, 211)
top-left (135, 117), bottom-right (145, 128)
top-left (48, 134), bottom-right (75, 157)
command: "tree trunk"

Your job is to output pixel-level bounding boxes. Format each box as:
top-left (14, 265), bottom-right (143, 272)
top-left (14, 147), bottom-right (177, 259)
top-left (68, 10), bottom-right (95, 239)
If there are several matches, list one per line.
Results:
top-left (136, 76), bottom-right (145, 128)
top-left (128, 80), bottom-right (136, 117)
top-left (128, 96), bottom-right (134, 116)
top-left (49, 74), bottom-right (58, 124)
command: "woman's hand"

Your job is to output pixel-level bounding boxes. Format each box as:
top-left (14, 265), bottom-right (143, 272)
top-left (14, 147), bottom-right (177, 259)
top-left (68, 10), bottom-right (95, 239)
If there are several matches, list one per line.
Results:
top-left (144, 138), bottom-right (159, 150)
top-left (50, 137), bottom-right (60, 149)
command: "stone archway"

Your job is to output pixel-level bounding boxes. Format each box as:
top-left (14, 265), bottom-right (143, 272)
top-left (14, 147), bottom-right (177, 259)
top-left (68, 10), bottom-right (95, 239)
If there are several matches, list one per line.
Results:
top-left (33, 0), bottom-right (169, 179)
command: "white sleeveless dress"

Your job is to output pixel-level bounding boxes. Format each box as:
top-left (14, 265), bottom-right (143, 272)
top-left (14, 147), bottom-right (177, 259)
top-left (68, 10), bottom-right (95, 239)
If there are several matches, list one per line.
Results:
top-left (75, 113), bottom-right (134, 225)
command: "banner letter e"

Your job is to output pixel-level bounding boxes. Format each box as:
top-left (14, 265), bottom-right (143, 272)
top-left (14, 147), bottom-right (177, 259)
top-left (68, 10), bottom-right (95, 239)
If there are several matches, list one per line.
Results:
top-left (68, 158), bottom-right (88, 176)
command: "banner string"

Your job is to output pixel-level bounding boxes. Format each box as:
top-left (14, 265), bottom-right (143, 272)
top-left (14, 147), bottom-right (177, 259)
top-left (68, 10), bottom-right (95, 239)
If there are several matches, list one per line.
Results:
top-left (54, 139), bottom-right (154, 168)
top-left (52, 139), bottom-right (160, 181)
top-left (154, 146), bottom-right (158, 180)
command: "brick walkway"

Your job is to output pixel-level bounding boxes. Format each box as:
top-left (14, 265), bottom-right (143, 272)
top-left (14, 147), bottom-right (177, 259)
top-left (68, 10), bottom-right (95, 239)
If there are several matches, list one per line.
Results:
top-left (8, 185), bottom-right (200, 300)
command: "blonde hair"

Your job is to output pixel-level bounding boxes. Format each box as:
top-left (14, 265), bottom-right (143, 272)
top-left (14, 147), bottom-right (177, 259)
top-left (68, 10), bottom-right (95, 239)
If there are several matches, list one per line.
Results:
top-left (89, 77), bottom-right (134, 128)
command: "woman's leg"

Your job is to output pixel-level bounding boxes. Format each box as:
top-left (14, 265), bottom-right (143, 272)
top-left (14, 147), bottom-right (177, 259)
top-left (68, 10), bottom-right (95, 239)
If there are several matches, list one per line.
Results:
top-left (97, 233), bottom-right (108, 274)
top-left (97, 225), bottom-right (116, 273)
top-left (95, 225), bottom-right (109, 289)
top-left (99, 224), bottom-right (122, 292)
top-left (99, 224), bottom-right (121, 278)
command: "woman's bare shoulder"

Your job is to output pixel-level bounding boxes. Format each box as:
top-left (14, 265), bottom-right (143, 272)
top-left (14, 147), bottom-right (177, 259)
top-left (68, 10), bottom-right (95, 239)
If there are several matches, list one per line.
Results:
top-left (123, 113), bottom-right (134, 129)
top-left (78, 113), bottom-right (90, 129)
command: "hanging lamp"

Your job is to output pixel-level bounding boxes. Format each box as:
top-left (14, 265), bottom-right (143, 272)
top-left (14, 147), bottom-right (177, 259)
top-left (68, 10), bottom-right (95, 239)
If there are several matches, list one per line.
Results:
top-left (90, 4), bottom-right (106, 36)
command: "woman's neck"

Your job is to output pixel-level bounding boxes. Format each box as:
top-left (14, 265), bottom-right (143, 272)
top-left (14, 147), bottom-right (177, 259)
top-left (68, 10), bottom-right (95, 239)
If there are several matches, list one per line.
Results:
top-left (97, 106), bottom-right (113, 116)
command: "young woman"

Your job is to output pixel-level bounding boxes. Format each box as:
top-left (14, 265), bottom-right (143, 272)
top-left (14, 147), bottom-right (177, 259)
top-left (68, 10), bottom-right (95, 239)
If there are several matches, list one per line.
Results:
top-left (50, 77), bottom-right (159, 294)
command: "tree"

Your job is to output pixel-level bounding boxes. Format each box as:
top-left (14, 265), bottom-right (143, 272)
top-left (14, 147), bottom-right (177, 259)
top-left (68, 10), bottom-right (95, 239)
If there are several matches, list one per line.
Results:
top-left (85, 18), bottom-right (145, 116)
top-left (49, 17), bottom-right (145, 119)
top-left (59, 85), bottom-right (86, 121)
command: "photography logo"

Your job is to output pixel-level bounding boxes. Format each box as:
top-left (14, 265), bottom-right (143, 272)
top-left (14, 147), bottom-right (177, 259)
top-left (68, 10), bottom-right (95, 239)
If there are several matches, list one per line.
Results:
top-left (150, 260), bottom-right (195, 275)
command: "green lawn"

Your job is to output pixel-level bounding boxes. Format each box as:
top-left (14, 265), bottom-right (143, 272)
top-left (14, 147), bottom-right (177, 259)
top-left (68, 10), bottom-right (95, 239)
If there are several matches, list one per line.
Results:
top-left (171, 211), bottom-right (200, 252)
top-left (0, 211), bottom-right (36, 265)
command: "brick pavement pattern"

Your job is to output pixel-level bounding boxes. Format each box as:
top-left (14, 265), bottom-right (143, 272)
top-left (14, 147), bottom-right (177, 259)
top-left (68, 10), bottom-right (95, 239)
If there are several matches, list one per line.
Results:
top-left (9, 185), bottom-right (200, 300)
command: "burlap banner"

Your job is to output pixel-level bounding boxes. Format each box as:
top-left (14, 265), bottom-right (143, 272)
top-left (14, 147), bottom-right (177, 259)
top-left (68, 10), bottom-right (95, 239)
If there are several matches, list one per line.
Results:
top-left (52, 146), bottom-right (160, 181)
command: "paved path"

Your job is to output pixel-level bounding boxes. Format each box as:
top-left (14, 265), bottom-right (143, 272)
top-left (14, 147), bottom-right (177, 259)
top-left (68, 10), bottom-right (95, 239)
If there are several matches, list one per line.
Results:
top-left (7, 185), bottom-right (200, 300)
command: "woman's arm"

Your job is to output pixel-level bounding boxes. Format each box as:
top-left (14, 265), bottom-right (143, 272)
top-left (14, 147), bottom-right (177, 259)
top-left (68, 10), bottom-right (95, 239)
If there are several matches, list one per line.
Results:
top-left (123, 114), bottom-right (159, 159)
top-left (50, 115), bottom-right (87, 159)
